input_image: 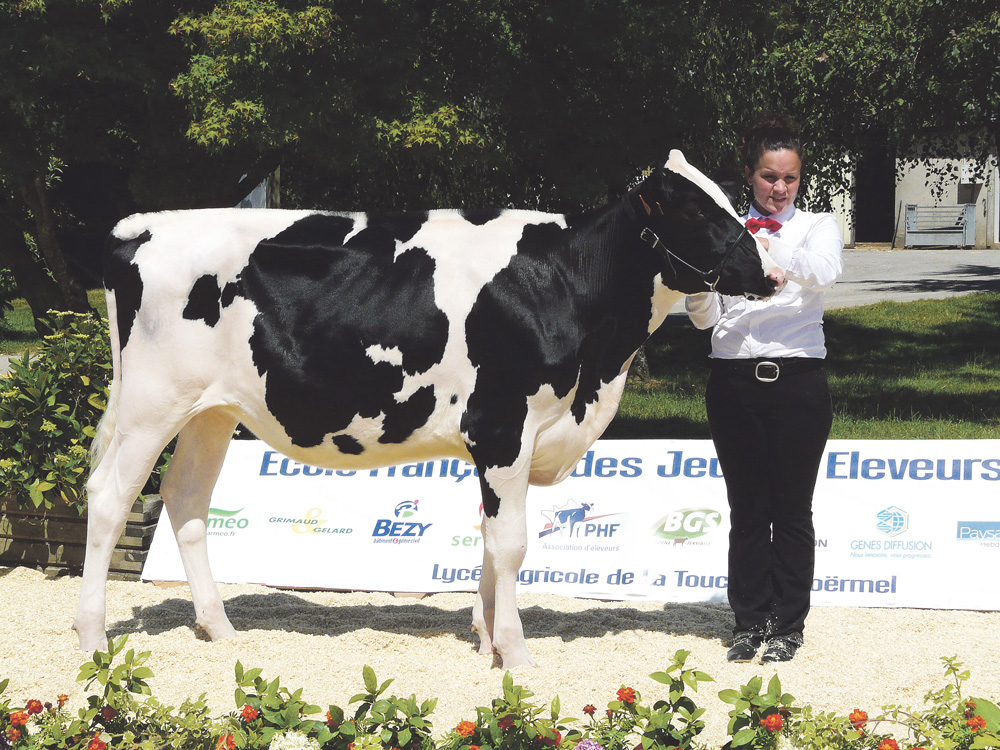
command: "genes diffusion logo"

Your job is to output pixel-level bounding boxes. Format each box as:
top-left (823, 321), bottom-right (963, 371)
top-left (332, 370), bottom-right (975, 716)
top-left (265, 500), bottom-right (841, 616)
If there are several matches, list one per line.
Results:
top-left (876, 506), bottom-right (908, 537)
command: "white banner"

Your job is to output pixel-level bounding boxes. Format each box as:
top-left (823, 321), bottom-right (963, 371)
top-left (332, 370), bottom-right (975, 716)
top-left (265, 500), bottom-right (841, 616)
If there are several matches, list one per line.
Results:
top-left (142, 439), bottom-right (1000, 610)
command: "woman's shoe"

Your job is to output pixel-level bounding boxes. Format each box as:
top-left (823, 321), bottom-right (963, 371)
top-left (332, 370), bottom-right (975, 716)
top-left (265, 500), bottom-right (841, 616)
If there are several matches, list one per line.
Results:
top-left (726, 631), bottom-right (765, 662)
top-left (760, 635), bottom-right (802, 662)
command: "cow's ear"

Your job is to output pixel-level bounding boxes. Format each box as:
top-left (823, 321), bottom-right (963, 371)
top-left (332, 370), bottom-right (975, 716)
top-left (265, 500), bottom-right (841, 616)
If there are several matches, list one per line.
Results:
top-left (710, 168), bottom-right (744, 207)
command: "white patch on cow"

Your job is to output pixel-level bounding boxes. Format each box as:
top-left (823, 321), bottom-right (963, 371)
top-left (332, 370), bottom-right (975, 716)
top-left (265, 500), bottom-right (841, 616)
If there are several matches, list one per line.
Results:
top-left (648, 276), bottom-right (685, 334)
top-left (665, 150), bottom-right (779, 275)
top-left (341, 213), bottom-right (367, 244)
top-left (366, 344), bottom-right (404, 367)
top-left (665, 150), bottom-right (741, 221)
top-left (390, 209), bottom-right (570, 425)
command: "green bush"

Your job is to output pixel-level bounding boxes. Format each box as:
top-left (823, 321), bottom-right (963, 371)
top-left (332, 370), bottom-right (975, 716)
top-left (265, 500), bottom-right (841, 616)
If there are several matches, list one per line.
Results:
top-left (1, 639), bottom-right (999, 750)
top-left (0, 311), bottom-right (111, 513)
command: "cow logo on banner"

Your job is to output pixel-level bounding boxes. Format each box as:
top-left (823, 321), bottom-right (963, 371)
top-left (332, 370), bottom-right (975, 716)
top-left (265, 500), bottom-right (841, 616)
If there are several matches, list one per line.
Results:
top-left (538, 500), bottom-right (625, 540)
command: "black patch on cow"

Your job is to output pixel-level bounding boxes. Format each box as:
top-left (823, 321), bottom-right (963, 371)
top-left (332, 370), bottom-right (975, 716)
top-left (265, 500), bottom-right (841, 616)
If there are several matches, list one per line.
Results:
top-left (332, 434), bottom-right (364, 455)
top-left (221, 281), bottom-right (239, 308)
top-left (238, 213), bottom-right (448, 449)
top-left (462, 209), bottom-right (660, 477)
top-left (183, 274), bottom-right (223, 327)
top-left (461, 208), bottom-right (504, 226)
top-left (103, 229), bottom-right (150, 351)
top-left (379, 385), bottom-right (436, 444)
top-left (450, 394), bottom-right (458, 405)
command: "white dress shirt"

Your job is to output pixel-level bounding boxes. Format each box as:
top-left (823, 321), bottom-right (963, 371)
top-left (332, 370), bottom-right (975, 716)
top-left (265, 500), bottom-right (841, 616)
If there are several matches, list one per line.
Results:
top-left (685, 204), bottom-right (844, 359)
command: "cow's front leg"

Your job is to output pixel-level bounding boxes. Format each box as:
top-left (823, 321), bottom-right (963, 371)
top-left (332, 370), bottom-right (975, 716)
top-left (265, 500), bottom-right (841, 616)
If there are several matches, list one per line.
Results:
top-left (473, 462), bottom-right (536, 668)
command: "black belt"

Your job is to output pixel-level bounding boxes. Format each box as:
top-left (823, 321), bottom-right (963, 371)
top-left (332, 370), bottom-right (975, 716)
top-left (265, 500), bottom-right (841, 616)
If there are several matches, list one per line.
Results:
top-left (709, 357), bottom-right (824, 383)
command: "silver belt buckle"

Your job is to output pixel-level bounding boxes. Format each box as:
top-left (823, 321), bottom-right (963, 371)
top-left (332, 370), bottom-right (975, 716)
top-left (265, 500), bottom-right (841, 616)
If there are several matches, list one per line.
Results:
top-left (755, 360), bottom-right (780, 382)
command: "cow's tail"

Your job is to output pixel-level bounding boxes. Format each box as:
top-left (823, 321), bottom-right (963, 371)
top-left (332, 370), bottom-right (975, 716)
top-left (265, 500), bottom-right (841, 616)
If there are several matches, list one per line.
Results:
top-left (89, 286), bottom-right (122, 474)
top-left (89, 230), bottom-right (130, 476)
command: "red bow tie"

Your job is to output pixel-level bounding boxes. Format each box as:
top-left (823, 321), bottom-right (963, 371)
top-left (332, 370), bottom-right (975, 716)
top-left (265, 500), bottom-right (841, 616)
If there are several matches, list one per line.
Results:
top-left (745, 217), bottom-right (782, 234)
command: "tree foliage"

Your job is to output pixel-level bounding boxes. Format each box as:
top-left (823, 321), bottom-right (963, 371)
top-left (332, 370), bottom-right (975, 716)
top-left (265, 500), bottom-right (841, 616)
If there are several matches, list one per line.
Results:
top-left (0, 0), bottom-right (996, 327)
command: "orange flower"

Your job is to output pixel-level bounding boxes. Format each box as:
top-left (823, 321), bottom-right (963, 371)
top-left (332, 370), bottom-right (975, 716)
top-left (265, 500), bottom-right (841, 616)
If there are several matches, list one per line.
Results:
top-left (9, 711), bottom-right (29, 727)
top-left (88, 732), bottom-right (109, 750)
top-left (456, 720), bottom-right (476, 737)
top-left (849, 709), bottom-right (868, 732)
top-left (6, 728), bottom-right (22, 743)
top-left (876, 739), bottom-right (899, 750)
top-left (498, 716), bottom-right (515, 732)
top-left (583, 704), bottom-right (597, 716)
top-left (540, 730), bottom-right (561, 747)
top-left (326, 710), bottom-right (341, 728)
top-left (216, 734), bottom-right (236, 750)
top-left (617, 687), bottom-right (637, 704)
top-left (470, 746), bottom-right (481, 750)
top-left (241, 704), bottom-right (259, 722)
top-left (760, 714), bottom-right (784, 733)
top-left (25, 699), bottom-right (44, 715)
top-left (968, 715), bottom-right (987, 732)
top-left (58, 694), bottom-right (69, 709)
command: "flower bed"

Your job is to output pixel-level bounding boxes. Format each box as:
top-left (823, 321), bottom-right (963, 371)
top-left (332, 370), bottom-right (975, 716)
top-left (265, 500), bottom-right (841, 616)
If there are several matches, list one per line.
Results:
top-left (2, 637), bottom-right (998, 750)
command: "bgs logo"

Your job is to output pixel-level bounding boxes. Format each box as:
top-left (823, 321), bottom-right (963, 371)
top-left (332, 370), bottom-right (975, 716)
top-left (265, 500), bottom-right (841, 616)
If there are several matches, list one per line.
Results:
top-left (876, 506), bottom-right (908, 537)
top-left (652, 508), bottom-right (722, 544)
top-left (538, 500), bottom-right (624, 539)
top-left (372, 499), bottom-right (432, 544)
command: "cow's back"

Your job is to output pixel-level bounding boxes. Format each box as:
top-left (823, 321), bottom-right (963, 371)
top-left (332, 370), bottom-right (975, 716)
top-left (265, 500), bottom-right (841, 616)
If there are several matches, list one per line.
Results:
top-left (105, 207), bottom-right (583, 472)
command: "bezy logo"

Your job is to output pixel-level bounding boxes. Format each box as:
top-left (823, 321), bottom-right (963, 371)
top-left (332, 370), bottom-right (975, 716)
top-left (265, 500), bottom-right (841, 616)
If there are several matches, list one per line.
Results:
top-left (652, 508), bottom-right (722, 542)
top-left (876, 506), bottom-right (908, 537)
top-left (394, 499), bottom-right (419, 518)
top-left (538, 500), bottom-right (623, 539)
top-left (372, 499), bottom-right (432, 543)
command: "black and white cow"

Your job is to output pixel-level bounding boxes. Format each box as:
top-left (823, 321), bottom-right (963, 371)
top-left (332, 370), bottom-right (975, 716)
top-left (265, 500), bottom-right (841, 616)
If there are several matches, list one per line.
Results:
top-left (75, 151), bottom-right (783, 668)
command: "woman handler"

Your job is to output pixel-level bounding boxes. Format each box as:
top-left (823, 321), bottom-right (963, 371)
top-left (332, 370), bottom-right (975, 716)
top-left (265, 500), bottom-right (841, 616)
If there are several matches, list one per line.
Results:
top-left (686, 112), bottom-right (843, 663)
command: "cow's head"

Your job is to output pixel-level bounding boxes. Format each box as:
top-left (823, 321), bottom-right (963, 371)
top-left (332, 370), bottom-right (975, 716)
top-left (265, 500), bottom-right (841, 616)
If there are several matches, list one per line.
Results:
top-left (626, 150), bottom-right (783, 298)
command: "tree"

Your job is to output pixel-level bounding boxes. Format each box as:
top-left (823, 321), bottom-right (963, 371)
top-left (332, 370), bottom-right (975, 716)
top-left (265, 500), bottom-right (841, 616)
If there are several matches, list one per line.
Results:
top-left (749, 0), bottom-right (1000, 208)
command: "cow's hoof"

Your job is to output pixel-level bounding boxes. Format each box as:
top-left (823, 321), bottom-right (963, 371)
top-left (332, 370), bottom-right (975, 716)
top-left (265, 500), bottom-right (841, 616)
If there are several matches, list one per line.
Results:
top-left (72, 622), bottom-right (107, 653)
top-left (498, 649), bottom-right (538, 669)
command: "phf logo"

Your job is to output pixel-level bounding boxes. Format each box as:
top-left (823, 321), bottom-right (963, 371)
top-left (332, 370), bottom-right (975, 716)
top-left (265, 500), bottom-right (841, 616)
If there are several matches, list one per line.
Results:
top-left (876, 506), bottom-right (908, 537)
top-left (538, 500), bottom-right (622, 539)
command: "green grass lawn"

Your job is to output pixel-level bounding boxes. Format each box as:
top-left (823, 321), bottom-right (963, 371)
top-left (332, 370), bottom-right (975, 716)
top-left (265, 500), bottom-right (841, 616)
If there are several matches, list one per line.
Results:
top-left (3, 290), bottom-right (999, 439)
top-left (0, 289), bottom-right (108, 354)
top-left (603, 292), bottom-right (1000, 440)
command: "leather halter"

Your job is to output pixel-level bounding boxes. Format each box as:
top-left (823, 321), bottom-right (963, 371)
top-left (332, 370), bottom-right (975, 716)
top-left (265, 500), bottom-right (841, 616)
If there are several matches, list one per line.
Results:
top-left (622, 193), bottom-right (755, 293)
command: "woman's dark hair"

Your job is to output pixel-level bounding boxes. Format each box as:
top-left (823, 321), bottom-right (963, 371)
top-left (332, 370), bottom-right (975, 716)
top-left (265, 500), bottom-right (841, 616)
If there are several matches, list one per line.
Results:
top-left (740, 111), bottom-right (803, 171)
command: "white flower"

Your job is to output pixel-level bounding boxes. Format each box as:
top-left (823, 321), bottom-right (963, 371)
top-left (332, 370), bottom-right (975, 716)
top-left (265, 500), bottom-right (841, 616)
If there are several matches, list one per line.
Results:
top-left (268, 730), bottom-right (322, 750)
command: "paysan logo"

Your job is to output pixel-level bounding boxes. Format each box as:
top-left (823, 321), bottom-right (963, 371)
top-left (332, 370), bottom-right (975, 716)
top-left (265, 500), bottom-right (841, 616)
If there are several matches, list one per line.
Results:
top-left (957, 521), bottom-right (1000, 546)
top-left (876, 506), bottom-right (908, 537)
top-left (372, 499), bottom-right (432, 544)
top-left (538, 500), bottom-right (624, 539)
top-left (652, 508), bottom-right (723, 544)
top-left (207, 507), bottom-right (249, 537)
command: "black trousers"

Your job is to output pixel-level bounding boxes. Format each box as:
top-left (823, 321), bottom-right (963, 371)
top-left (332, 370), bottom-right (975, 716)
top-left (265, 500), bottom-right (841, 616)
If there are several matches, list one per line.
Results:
top-left (705, 363), bottom-right (833, 638)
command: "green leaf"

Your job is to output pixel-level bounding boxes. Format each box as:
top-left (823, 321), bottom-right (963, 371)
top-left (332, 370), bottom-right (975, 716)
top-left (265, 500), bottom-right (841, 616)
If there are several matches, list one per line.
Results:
top-left (733, 727), bottom-right (757, 746)
top-left (363, 665), bottom-right (377, 694)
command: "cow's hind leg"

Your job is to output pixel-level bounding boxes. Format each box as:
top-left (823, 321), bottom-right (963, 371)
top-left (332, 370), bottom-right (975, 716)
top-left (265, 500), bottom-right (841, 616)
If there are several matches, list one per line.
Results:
top-left (76, 422), bottom-right (180, 651)
top-left (471, 462), bottom-right (536, 669)
top-left (159, 408), bottom-right (240, 641)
